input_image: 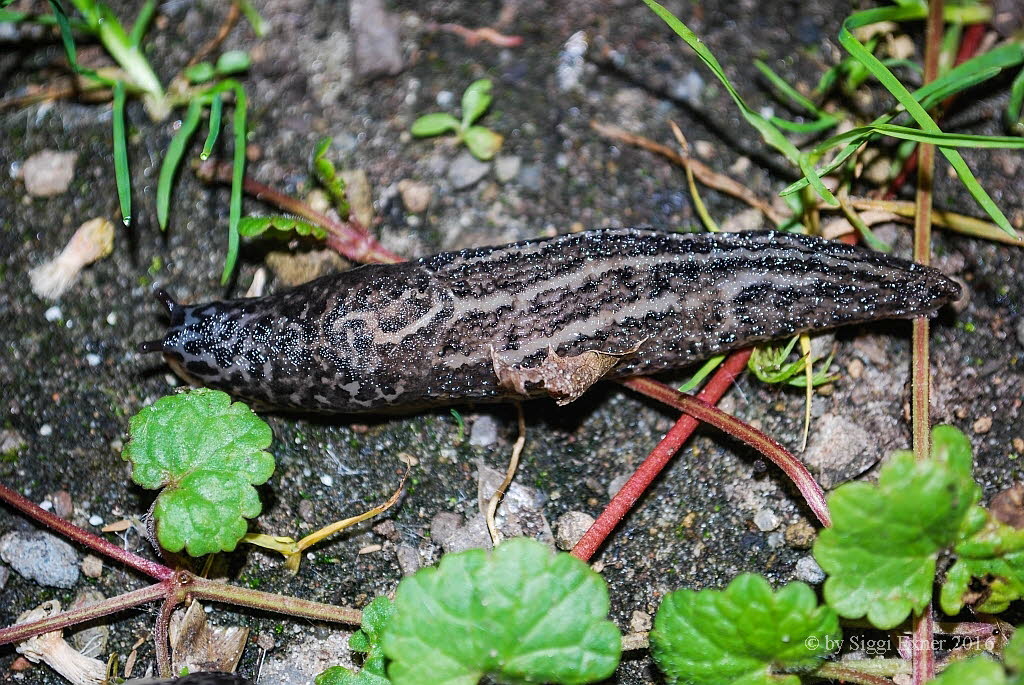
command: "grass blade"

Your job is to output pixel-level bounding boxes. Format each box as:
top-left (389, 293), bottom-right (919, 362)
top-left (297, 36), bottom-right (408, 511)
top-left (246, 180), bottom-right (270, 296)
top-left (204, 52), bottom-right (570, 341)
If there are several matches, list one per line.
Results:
top-left (1008, 67), bottom-right (1024, 134)
top-left (201, 94), bottom-right (222, 160)
top-left (128, 0), bottom-right (156, 47)
top-left (235, 0), bottom-right (266, 37)
top-left (112, 80), bottom-right (131, 225)
top-left (838, 6), bottom-right (1019, 238)
top-left (156, 100), bottom-right (203, 230)
top-left (221, 82), bottom-right (247, 285)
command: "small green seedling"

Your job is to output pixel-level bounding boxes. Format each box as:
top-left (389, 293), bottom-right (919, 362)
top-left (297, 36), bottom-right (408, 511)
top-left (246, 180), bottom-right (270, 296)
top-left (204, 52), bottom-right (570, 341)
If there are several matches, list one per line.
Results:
top-left (122, 389), bottom-right (275, 556)
top-left (748, 336), bottom-right (838, 388)
top-left (652, 573), bottom-right (841, 685)
top-left (316, 596), bottom-right (393, 685)
top-left (239, 137), bottom-right (348, 242)
top-left (379, 537), bottom-right (620, 685)
top-left (411, 79), bottom-right (504, 160)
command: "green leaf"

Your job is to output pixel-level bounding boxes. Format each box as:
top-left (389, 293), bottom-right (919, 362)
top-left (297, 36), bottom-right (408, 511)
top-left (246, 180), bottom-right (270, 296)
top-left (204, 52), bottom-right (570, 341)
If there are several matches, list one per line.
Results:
top-left (410, 113), bottom-right (460, 137)
top-left (184, 62), bottom-right (216, 84)
top-left (942, 518), bottom-right (1024, 615)
top-left (312, 137), bottom-right (349, 217)
top-left (814, 425), bottom-right (982, 629)
top-left (462, 126), bottom-right (503, 161)
top-left (216, 50), bottom-right (251, 76)
top-left (318, 597), bottom-right (395, 685)
top-left (651, 573), bottom-right (840, 685)
top-left (238, 216), bottom-right (327, 240)
top-left (382, 537), bottom-right (621, 685)
top-left (460, 79), bottom-right (493, 129)
top-left (122, 389), bottom-right (275, 556)
top-left (235, 0), bottom-right (266, 36)
top-left (929, 656), bottom-right (1010, 685)
top-left (157, 100), bottom-right (203, 230)
top-left (678, 354), bottom-right (725, 393)
top-left (112, 80), bottom-right (131, 226)
top-left (128, 0), bottom-right (156, 47)
top-left (201, 94), bottom-right (223, 160)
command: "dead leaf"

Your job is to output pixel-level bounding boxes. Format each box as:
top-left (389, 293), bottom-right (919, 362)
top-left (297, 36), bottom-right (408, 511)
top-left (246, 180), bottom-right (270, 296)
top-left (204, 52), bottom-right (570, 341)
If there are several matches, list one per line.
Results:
top-left (492, 345), bottom-right (633, 405)
top-left (168, 601), bottom-right (248, 675)
top-left (990, 484), bottom-right (1024, 529)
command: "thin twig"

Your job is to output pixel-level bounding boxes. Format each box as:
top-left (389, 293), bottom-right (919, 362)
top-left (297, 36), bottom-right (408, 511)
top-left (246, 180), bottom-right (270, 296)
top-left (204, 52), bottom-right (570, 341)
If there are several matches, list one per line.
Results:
top-left (590, 121), bottom-right (787, 226)
top-left (485, 403), bottom-right (526, 545)
top-left (424, 22), bottom-right (524, 47)
top-left (185, 2), bottom-right (241, 70)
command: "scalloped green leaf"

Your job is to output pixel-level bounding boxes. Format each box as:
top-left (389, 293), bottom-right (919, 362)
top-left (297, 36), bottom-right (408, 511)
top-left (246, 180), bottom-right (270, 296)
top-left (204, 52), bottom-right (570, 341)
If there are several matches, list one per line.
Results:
top-left (942, 517), bottom-right (1024, 615)
top-left (410, 112), bottom-right (460, 137)
top-left (463, 126), bottom-right (503, 161)
top-left (651, 573), bottom-right (840, 685)
top-left (815, 425), bottom-right (982, 629)
top-left (460, 79), bottom-right (493, 129)
top-left (381, 537), bottom-right (620, 685)
top-left (929, 656), bottom-right (1009, 685)
top-left (318, 597), bottom-right (394, 685)
top-left (238, 215), bottom-right (327, 240)
top-left (122, 389), bottom-right (275, 556)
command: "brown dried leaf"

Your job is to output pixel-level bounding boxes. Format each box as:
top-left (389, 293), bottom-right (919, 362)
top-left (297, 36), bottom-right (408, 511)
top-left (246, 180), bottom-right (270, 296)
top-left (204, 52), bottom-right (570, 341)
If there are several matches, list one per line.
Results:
top-left (990, 483), bottom-right (1024, 529)
top-left (168, 601), bottom-right (248, 675)
top-left (492, 345), bottom-right (628, 405)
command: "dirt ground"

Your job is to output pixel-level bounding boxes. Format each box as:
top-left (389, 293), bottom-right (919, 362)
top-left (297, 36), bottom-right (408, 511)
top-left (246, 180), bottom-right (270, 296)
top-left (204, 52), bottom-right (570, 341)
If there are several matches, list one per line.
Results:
top-left (1, 0), bottom-right (1023, 682)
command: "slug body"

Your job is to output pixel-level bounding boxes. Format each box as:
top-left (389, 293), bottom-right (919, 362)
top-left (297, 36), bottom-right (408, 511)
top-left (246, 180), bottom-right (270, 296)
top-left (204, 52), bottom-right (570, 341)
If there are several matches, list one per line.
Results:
top-left (148, 229), bottom-right (959, 412)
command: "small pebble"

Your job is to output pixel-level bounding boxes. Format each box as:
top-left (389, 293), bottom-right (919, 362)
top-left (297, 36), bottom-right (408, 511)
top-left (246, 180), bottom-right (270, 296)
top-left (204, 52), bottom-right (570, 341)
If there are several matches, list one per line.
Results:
top-left (88, 514), bottom-right (104, 527)
top-left (554, 511), bottom-right (595, 550)
top-left (38, 424), bottom-right (52, 437)
top-left (436, 90), bottom-right (455, 107)
top-left (319, 474), bottom-right (334, 487)
top-left (628, 610), bottom-right (652, 633)
top-left (395, 543), bottom-right (421, 576)
top-left (973, 416), bottom-right (993, 434)
top-left (469, 414), bottom-right (499, 448)
top-left (517, 163), bottom-right (543, 191)
top-left (766, 532), bottom-right (785, 549)
top-left (0, 430), bottom-right (26, 455)
top-left (795, 555), bottom-right (826, 584)
top-left (1016, 317), bottom-right (1024, 349)
top-left (85, 353), bottom-right (102, 367)
top-left (397, 179), bottom-right (432, 213)
top-left (22, 149), bottom-right (77, 197)
top-left (40, 500), bottom-right (53, 511)
top-left (494, 155), bottom-right (522, 183)
top-left (106, 312), bottom-right (118, 326)
top-left (785, 520), bottom-right (817, 549)
top-left (447, 151), bottom-right (490, 190)
top-left (753, 509), bottom-right (781, 532)
top-left (0, 531), bottom-right (80, 588)
top-left (44, 306), bottom-right (62, 322)
top-left (81, 555), bottom-right (103, 579)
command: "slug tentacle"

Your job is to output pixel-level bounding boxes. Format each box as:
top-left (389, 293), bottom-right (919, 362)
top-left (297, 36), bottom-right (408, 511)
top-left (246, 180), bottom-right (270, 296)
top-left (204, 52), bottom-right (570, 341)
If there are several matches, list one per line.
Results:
top-left (145, 229), bottom-right (960, 413)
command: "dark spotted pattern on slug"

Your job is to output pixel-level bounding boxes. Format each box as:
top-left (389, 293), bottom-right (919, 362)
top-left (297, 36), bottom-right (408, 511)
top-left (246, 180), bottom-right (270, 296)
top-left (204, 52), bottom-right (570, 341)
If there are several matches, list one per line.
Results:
top-left (146, 229), bottom-right (959, 412)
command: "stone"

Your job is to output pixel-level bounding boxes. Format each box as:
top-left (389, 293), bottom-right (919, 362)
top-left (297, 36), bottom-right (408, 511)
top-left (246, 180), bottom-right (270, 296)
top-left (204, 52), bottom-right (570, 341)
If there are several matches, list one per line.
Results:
top-left (795, 555), bottom-right (825, 584)
top-left (554, 511), bottom-right (595, 551)
top-left (397, 179), bottom-right (432, 213)
top-left (494, 155), bottom-right (521, 183)
top-left (0, 531), bottom-right (79, 588)
top-left (468, 414), bottom-right (499, 448)
top-left (349, 0), bottom-right (403, 80)
top-left (22, 150), bottom-right (77, 197)
top-left (753, 509), bottom-right (780, 532)
top-left (447, 151), bottom-right (490, 190)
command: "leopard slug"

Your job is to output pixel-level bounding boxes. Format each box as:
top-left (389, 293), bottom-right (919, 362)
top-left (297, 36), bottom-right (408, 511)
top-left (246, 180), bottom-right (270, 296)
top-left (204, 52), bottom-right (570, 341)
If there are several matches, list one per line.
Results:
top-left (140, 228), bottom-right (959, 412)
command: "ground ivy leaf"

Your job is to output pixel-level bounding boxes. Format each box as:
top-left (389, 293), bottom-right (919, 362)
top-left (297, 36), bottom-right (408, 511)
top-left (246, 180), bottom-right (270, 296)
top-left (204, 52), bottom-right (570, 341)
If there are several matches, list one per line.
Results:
top-left (381, 537), bottom-right (620, 685)
top-left (942, 517), bottom-right (1024, 615)
top-left (123, 389), bottom-right (274, 556)
top-left (928, 656), bottom-right (1008, 685)
top-left (651, 573), bottom-right (839, 685)
top-left (814, 426), bottom-right (982, 629)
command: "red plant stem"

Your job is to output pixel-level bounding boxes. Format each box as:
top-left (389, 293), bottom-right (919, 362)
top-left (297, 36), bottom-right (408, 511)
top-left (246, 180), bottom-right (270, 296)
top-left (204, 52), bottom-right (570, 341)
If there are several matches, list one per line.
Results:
top-left (155, 593), bottom-right (181, 677)
top-left (571, 349), bottom-right (753, 561)
top-left (0, 482), bottom-right (173, 581)
top-left (913, 604), bottom-right (937, 684)
top-left (0, 582), bottom-right (169, 645)
top-left (195, 159), bottom-right (404, 265)
top-left (622, 376), bottom-right (830, 526)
